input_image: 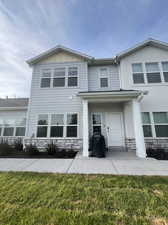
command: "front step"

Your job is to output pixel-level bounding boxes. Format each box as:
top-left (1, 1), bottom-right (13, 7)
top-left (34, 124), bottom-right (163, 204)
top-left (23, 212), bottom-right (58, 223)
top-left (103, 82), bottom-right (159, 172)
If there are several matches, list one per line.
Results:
top-left (108, 146), bottom-right (126, 152)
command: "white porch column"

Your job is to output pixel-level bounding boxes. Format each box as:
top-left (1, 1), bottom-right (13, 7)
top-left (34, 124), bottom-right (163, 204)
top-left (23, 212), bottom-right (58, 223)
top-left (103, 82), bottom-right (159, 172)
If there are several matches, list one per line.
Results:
top-left (82, 99), bottom-right (89, 157)
top-left (132, 99), bottom-right (146, 158)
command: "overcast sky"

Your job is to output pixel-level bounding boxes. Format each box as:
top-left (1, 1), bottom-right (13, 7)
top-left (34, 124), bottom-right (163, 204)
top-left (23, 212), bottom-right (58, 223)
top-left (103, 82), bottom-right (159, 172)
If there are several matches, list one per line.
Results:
top-left (0, 0), bottom-right (168, 98)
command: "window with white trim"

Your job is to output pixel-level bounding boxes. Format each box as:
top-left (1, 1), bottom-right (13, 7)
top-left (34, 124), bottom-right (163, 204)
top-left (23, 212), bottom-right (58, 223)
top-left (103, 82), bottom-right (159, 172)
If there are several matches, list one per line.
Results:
top-left (41, 66), bottom-right (78, 88)
top-left (132, 63), bottom-right (145, 84)
top-left (145, 62), bottom-right (161, 83)
top-left (66, 113), bottom-right (78, 137)
top-left (53, 68), bottom-right (65, 87)
top-left (100, 68), bottom-right (108, 87)
top-left (15, 118), bottom-right (26, 136)
top-left (141, 112), bottom-right (152, 137)
top-left (141, 112), bottom-right (168, 138)
top-left (153, 112), bottom-right (168, 137)
top-left (0, 118), bottom-right (26, 137)
top-left (68, 67), bottom-right (78, 87)
top-left (50, 114), bottom-right (64, 137)
top-left (3, 119), bottom-right (15, 136)
top-left (37, 114), bottom-right (48, 137)
top-left (161, 62), bottom-right (168, 82)
top-left (41, 69), bottom-right (52, 88)
top-left (132, 61), bottom-right (168, 85)
top-left (92, 113), bottom-right (102, 133)
top-left (36, 113), bottom-right (78, 138)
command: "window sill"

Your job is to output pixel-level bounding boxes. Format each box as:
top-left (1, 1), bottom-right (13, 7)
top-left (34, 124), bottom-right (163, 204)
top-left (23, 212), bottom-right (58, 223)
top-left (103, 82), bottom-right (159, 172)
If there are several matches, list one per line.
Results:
top-left (132, 83), bottom-right (168, 87)
top-left (144, 137), bottom-right (168, 139)
top-left (35, 137), bottom-right (80, 139)
top-left (40, 86), bottom-right (79, 90)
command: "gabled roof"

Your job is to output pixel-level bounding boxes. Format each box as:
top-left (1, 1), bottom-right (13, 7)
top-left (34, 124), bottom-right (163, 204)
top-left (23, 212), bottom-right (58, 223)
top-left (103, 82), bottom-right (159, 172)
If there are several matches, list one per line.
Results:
top-left (0, 98), bottom-right (29, 109)
top-left (27, 45), bottom-right (94, 66)
top-left (116, 38), bottom-right (168, 59)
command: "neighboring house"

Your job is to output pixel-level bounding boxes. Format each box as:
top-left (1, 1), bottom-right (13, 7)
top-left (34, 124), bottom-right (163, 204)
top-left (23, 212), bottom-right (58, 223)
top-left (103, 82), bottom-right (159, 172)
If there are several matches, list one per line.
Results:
top-left (0, 38), bottom-right (168, 158)
top-left (0, 98), bottom-right (28, 138)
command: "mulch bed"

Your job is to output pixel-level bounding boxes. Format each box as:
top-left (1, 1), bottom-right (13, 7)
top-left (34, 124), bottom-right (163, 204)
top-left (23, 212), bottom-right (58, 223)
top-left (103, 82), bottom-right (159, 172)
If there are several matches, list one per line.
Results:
top-left (0, 150), bottom-right (77, 159)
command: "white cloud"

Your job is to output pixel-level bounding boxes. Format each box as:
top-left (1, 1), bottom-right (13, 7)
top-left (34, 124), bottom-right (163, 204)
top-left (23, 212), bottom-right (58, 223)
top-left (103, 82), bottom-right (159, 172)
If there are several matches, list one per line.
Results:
top-left (0, 0), bottom-right (69, 98)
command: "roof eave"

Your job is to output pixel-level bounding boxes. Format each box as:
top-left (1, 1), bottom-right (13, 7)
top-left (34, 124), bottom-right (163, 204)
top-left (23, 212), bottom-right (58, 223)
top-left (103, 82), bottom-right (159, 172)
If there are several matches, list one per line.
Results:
top-left (78, 90), bottom-right (147, 98)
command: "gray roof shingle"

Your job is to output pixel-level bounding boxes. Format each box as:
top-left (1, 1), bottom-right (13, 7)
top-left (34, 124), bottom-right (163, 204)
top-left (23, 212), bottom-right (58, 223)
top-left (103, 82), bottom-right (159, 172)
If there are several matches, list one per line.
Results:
top-left (0, 98), bottom-right (29, 108)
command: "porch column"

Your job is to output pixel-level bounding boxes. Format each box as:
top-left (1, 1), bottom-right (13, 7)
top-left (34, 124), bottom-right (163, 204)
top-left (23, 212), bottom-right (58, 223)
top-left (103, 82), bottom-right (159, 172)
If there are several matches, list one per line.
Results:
top-left (132, 99), bottom-right (146, 158)
top-left (82, 99), bottom-right (89, 157)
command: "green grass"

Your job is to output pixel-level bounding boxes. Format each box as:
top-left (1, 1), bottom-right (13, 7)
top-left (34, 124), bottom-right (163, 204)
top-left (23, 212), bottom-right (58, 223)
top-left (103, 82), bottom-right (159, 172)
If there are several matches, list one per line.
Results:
top-left (0, 173), bottom-right (167, 225)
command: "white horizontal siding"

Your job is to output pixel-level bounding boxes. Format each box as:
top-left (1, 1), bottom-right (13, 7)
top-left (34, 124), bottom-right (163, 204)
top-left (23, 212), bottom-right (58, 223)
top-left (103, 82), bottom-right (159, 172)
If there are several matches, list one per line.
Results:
top-left (88, 65), bottom-right (120, 91)
top-left (27, 62), bottom-right (88, 138)
top-left (120, 46), bottom-right (168, 138)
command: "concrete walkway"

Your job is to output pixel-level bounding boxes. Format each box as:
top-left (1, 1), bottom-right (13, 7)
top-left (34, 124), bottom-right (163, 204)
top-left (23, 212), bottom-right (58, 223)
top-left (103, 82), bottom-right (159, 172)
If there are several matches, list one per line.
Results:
top-left (0, 151), bottom-right (168, 176)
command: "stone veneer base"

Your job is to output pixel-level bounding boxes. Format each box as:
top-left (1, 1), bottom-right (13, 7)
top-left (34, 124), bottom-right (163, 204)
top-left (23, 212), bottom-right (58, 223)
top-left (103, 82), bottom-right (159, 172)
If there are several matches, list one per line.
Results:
top-left (125, 138), bottom-right (168, 151)
top-left (1, 137), bottom-right (168, 152)
top-left (23, 138), bottom-right (83, 151)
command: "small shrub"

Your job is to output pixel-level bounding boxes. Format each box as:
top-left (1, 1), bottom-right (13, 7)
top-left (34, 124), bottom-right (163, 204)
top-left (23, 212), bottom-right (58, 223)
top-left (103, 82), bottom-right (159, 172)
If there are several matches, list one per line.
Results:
top-left (0, 139), bottom-right (13, 155)
top-left (14, 138), bottom-right (23, 152)
top-left (46, 142), bottom-right (58, 155)
top-left (55, 149), bottom-right (77, 158)
top-left (25, 144), bottom-right (39, 156)
top-left (147, 148), bottom-right (167, 160)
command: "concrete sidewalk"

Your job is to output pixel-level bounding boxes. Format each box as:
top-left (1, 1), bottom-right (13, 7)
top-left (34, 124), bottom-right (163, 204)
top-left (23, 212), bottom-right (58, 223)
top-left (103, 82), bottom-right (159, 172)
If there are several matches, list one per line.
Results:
top-left (0, 151), bottom-right (168, 176)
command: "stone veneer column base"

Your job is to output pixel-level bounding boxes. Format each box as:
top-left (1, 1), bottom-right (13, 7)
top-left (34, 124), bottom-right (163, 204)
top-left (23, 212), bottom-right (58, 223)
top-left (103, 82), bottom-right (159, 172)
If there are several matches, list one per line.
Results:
top-left (125, 138), bottom-right (168, 151)
top-left (125, 138), bottom-right (136, 151)
top-left (23, 138), bottom-right (83, 151)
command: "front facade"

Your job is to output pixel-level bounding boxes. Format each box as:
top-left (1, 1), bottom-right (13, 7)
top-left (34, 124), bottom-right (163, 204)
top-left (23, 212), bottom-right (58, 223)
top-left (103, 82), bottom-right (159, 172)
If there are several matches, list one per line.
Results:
top-left (1, 39), bottom-right (168, 158)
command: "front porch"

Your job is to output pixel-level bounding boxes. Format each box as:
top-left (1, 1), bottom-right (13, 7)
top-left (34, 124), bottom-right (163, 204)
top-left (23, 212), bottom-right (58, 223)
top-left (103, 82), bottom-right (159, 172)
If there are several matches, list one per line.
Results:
top-left (78, 90), bottom-right (148, 158)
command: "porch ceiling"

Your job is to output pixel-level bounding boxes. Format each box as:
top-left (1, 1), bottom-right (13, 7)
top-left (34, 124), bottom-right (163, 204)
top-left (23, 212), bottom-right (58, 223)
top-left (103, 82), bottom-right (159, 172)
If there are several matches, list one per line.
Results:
top-left (78, 90), bottom-right (148, 103)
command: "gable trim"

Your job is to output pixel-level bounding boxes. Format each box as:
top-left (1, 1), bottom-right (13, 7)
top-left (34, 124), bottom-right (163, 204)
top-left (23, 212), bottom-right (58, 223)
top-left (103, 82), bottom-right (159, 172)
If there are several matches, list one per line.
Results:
top-left (116, 38), bottom-right (168, 60)
top-left (27, 45), bottom-right (94, 66)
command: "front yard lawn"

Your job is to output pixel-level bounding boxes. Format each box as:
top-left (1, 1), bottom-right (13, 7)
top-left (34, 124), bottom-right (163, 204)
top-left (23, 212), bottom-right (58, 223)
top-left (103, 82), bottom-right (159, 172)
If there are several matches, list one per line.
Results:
top-left (0, 173), bottom-right (167, 225)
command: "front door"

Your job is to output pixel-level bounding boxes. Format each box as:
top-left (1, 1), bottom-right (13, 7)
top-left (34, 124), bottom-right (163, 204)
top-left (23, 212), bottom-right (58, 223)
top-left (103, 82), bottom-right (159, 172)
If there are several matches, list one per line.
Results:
top-left (106, 112), bottom-right (124, 147)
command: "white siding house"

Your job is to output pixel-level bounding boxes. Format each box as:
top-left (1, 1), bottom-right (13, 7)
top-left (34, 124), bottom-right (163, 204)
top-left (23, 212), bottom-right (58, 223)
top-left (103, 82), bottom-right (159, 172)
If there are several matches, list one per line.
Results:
top-left (1, 39), bottom-right (168, 158)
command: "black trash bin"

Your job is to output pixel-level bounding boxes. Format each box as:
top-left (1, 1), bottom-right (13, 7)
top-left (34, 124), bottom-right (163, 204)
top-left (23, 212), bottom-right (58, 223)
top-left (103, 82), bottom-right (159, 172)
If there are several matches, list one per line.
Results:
top-left (89, 130), bottom-right (106, 158)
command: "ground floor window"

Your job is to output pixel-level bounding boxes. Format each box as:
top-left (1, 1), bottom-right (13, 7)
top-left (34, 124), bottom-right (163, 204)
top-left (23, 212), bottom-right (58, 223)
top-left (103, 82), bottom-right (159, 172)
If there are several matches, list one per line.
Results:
top-left (36, 113), bottom-right (78, 138)
top-left (141, 112), bottom-right (168, 138)
top-left (92, 113), bottom-right (102, 133)
top-left (37, 114), bottom-right (48, 137)
top-left (50, 114), bottom-right (64, 137)
top-left (153, 112), bottom-right (168, 137)
top-left (142, 112), bottom-right (152, 137)
top-left (0, 118), bottom-right (26, 137)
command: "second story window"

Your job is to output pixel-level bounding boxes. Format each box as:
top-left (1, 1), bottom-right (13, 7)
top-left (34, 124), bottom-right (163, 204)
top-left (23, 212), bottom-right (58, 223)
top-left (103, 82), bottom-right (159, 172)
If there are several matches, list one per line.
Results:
top-left (100, 68), bottom-right (108, 88)
top-left (68, 67), bottom-right (78, 87)
top-left (162, 62), bottom-right (168, 82)
top-left (53, 68), bottom-right (65, 87)
top-left (132, 63), bottom-right (144, 84)
top-left (41, 66), bottom-right (78, 88)
top-left (132, 61), bottom-right (168, 85)
top-left (145, 62), bottom-right (161, 83)
top-left (41, 69), bottom-right (51, 88)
